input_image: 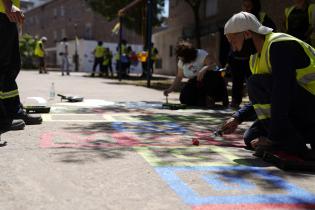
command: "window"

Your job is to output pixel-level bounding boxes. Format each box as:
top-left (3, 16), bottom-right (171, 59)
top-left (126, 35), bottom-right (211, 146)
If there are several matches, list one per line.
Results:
top-left (84, 23), bottom-right (92, 39)
top-left (53, 8), bottom-right (57, 17)
top-left (206, 0), bottom-right (218, 17)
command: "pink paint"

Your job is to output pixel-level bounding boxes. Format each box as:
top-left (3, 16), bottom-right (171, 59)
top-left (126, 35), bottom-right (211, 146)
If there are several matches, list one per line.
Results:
top-left (192, 203), bottom-right (315, 210)
top-left (194, 131), bottom-right (244, 147)
top-left (40, 131), bottom-right (122, 148)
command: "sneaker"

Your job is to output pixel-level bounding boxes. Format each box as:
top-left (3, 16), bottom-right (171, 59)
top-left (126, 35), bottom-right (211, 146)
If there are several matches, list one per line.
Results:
top-left (14, 110), bottom-right (42, 125)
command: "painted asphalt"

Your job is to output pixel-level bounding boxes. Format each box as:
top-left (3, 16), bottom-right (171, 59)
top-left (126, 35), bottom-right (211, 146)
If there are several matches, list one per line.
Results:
top-left (0, 70), bottom-right (314, 210)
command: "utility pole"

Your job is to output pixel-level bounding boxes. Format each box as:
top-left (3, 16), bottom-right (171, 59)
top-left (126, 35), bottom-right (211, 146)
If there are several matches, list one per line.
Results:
top-left (146, 0), bottom-right (153, 87)
top-left (74, 23), bottom-right (79, 72)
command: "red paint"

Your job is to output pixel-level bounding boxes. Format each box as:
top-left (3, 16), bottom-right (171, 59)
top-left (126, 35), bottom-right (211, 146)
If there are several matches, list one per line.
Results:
top-left (192, 203), bottom-right (315, 210)
top-left (194, 131), bottom-right (244, 148)
top-left (192, 138), bottom-right (200, 146)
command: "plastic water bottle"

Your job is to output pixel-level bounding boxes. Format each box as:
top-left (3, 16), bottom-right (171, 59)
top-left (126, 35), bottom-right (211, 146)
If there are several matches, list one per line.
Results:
top-left (49, 82), bottom-right (55, 100)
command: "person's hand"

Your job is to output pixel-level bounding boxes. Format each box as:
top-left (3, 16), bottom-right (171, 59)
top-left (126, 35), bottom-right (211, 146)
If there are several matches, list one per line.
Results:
top-left (220, 117), bottom-right (240, 134)
top-left (5, 5), bottom-right (24, 24)
top-left (197, 69), bottom-right (207, 81)
top-left (250, 136), bottom-right (273, 149)
top-left (163, 88), bottom-right (172, 96)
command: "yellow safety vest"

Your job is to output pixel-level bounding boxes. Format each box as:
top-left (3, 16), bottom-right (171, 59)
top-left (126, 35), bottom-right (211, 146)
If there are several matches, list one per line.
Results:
top-left (94, 46), bottom-right (105, 58)
top-left (249, 32), bottom-right (315, 119)
top-left (259, 12), bottom-right (266, 24)
top-left (285, 4), bottom-right (315, 31)
top-left (0, 0), bottom-right (20, 13)
top-left (34, 40), bottom-right (44, 57)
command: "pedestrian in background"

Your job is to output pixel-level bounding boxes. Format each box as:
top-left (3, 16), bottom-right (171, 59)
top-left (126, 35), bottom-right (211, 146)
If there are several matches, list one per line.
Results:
top-left (60, 37), bottom-right (70, 76)
top-left (34, 36), bottom-right (47, 74)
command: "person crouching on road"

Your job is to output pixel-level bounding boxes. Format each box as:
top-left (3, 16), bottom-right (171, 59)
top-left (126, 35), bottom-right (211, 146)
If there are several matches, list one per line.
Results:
top-left (163, 41), bottom-right (229, 108)
top-left (220, 12), bottom-right (315, 158)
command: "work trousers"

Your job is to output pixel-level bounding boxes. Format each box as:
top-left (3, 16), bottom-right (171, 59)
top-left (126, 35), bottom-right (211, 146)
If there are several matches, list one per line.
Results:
top-left (0, 14), bottom-right (21, 131)
top-left (244, 74), bottom-right (315, 151)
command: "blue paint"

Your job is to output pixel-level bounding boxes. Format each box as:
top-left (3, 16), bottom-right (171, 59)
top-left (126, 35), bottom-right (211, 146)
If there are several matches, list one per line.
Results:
top-left (155, 166), bottom-right (315, 205)
top-left (111, 122), bottom-right (186, 134)
top-left (202, 174), bottom-right (256, 191)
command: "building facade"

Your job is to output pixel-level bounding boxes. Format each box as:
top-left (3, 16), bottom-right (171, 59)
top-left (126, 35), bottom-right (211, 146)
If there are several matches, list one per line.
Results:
top-left (153, 0), bottom-right (315, 75)
top-left (23, 0), bottom-right (142, 69)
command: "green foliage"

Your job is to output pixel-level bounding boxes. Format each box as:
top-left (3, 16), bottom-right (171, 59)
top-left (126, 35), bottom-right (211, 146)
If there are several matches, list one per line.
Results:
top-left (85, 0), bottom-right (165, 35)
top-left (19, 34), bottom-right (36, 69)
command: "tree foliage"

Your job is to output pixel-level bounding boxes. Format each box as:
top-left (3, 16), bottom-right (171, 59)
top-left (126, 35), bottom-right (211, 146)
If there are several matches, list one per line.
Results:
top-left (19, 34), bottom-right (37, 68)
top-left (85, 0), bottom-right (165, 35)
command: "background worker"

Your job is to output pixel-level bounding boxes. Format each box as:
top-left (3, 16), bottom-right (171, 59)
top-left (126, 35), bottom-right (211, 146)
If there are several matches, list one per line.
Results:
top-left (284, 0), bottom-right (315, 44)
top-left (91, 41), bottom-right (105, 77)
top-left (228, 0), bottom-right (276, 109)
top-left (163, 41), bottom-right (228, 108)
top-left (222, 12), bottom-right (315, 158)
top-left (34, 36), bottom-right (47, 74)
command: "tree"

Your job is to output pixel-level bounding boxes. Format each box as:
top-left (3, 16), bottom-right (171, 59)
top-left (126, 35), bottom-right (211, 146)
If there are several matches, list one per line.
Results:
top-left (19, 34), bottom-right (37, 69)
top-left (85, 0), bottom-right (165, 38)
top-left (184, 0), bottom-right (202, 48)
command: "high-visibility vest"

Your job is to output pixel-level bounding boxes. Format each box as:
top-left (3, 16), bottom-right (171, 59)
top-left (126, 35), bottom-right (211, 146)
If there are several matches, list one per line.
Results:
top-left (34, 40), bottom-right (44, 57)
top-left (249, 32), bottom-right (315, 119)
top-left (259, 12), bottom-right (266, 24)
top-left (285, 4), bottom-right (315, 31)
top-left (94, 46), bottom-right (105, 58)
top-left (0, 0), bottom-right (20, 13)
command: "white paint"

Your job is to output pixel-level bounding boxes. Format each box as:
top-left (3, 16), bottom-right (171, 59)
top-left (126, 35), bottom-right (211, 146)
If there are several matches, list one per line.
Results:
top-left (27, 97), bottom-right (47, 104)
top-left (56, 99), bottom-right (115, 107)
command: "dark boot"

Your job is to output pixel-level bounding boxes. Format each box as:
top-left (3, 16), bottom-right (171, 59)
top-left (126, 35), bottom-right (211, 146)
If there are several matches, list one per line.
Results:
top-left (14, 110), bottom-right (42, 125)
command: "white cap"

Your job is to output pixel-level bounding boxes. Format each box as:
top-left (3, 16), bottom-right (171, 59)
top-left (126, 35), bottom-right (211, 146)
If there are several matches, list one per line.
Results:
top-left (41, 36), bottom-right (47, 41)
top-left (224, 12), bottom-right (273, 35)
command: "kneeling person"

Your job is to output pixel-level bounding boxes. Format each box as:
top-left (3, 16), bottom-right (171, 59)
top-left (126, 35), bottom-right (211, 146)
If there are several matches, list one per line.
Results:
top-left (163, 41), bottom-right (228, 107)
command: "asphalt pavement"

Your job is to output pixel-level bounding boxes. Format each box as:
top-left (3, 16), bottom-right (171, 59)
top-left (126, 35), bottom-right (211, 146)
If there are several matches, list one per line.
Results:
top-left (0, 70), bottom-right (315, 210)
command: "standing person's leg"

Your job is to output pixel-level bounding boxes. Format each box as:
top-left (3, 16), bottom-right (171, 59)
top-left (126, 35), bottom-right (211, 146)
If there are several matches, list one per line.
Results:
top-left (38, 57), bottom-right (42, 74)
top-left (66, 57), bottom-right (70, 75)
top-left (0, 15), bottom-right (13, 131)
top-left (91, 58), bottom-right (98, 76)
top-left (98, 58), bottom-right (104, 77)
top-left (1, 15), bottom-right (21, 120)
top-left (61, 57), bottom-right (65, 76)
top-left (230, 59), bottom-right (245, 108)
top-left (109, 61), bottom-right (113, 77)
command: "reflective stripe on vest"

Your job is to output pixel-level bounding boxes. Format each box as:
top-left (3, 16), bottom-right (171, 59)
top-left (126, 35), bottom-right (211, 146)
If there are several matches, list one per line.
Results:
top-left (253, 104), bottom-right (271, 120)
top-left (0, 0), bottom-right (20, 13)
top-left (34, 40), bottom-right (44, 57)
top-left (285, 4), bottom-right (315, 31)
top-left (0, 89), bottom-right (19, 99)
top-left (251, 32), bottom-right (315, 95)
top-left (95, 46), bottom-right (105, 58)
